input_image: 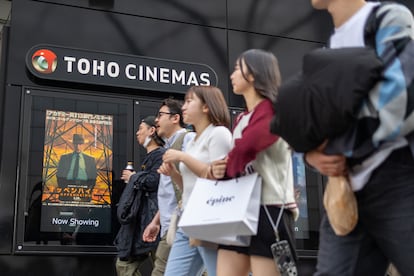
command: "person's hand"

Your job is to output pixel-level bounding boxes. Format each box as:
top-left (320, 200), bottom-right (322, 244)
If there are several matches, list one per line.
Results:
top-left (121, 169), bottom-right (135, 183)
top-left (162, 149), bottom-right (184, 163)
top-left (211, 158), bottom-right (228, 179)
top-left (142, 221), bottom-right (160, 242)
top-left (305, 141), bottom-right (347, 177)
top-left (158, 162), bottom-right (175, 176)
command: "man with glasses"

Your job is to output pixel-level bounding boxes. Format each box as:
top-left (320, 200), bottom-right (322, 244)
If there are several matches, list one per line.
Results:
top-left (142, 98), bottom-right (194, 276)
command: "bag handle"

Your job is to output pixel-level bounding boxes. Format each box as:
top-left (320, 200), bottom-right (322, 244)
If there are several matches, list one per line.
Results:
top-left (169, 131), bottom-right (189, 203)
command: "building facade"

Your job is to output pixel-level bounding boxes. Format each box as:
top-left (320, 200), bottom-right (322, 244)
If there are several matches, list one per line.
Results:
top-left (0, 0), bottom-right (412, 275)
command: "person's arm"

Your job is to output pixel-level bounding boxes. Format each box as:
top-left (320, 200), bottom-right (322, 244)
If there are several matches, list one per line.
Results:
top-left (162, 149), bottom-right (209, 178)
top-left (304, 150), bottom-right (347, 177)
top-left (163, 127), bottom-right (232, 179)
top-left (142, 211), bottom-right (161, 242)
top-left (158, 162), bottom-right (183, 190)
top-left (138, 148), bottom-right (165, 192)
top-left (121, 169), bottom-right (136, 183)
top-left (226, 100), bottom-right (278, 177)
top-left (369, 4), bottom-right (414, 145)
top-left (304, 140), bottom-right (346, 177)
top-left (211, 158), bottom-right (228, 179)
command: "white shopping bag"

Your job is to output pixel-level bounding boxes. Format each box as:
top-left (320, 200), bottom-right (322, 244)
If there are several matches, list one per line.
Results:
top-left (178, 173), bottom-right (262, 244)
top-left (202, 234), bottom-right (252, 246)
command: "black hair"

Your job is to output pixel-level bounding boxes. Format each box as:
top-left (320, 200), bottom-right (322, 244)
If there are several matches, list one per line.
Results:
top-left (160, 98), bottom-right (185, 128)
top-left (141, 116), bottom-right (165, 147)
top-left (237, 49), bottom-right (281, 103)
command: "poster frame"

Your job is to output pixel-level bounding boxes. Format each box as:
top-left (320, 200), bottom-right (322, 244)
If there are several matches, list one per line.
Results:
top-left (15, 86), bottom-right (134, 254)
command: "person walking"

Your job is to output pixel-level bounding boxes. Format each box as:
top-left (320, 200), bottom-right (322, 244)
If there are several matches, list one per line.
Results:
top-left (211, 49), bottom-right (298, 276)
top-left (142, 98), bottom-right (195, 276)
top-left (114, 116), bottom-right (166, 276)
top-left (158, 85), bottom-right (232, 276)
top-left (305, 1), bottom-right (414, 275)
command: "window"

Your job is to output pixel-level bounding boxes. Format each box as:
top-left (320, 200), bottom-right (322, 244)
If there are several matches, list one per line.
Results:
top-left (17, 88), bottom-right (132, 253)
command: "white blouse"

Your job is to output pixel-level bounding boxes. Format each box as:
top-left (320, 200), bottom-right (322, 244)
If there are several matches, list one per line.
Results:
top-left (179, 124), bottom-right (232, 208)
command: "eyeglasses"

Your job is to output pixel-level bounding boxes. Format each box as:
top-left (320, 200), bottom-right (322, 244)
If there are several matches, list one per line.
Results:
top-left (156, 111), bottom-right (173, 118)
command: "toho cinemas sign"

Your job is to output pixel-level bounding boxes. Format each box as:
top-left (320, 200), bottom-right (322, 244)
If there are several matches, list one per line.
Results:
top-left (26, 45), bottom-right (218, 93)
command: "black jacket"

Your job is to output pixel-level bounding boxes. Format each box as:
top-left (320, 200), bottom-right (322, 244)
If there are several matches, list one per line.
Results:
top-left (114, 147), bottom-right (165, 258)
top-left (270, 47), bottom-right (383, 152)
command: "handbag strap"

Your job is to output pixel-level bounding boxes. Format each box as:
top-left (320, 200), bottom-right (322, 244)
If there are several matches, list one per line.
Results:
top-left (264, 204), bottom-right (284, 242)
top-left (169, 131), bottom-right (189, 203)
top-left (264, 150), bottom-right (292, 242)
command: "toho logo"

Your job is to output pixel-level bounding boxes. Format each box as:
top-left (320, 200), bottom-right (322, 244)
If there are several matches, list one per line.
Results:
top-left (26, 45), bottom-right (218, 92)
top-left (31, 49), bottom-right (57, 74)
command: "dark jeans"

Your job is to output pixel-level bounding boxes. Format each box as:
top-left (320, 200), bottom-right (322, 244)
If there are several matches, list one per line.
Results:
top-left (315, 146), bottom-right (414, 276)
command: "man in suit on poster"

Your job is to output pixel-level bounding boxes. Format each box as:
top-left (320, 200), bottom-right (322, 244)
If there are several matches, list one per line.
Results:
top-left (56, 133), bottom-right (97, 193)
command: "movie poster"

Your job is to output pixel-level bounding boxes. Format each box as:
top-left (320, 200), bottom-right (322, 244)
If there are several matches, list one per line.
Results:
top-left (40, 110), bottom-right (113, 234)
top-left (292, 152), bottom-right (310, 239)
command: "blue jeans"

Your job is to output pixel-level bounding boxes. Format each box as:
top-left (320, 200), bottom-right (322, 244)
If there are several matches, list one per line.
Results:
top-left (315, 146), bottom-right (414, 276)
top-left (164, 228), bottom-right (217, 276)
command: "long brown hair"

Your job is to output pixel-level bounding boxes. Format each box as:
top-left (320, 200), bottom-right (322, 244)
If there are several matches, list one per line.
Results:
top-left (186, 86), bottom-right (230, 129)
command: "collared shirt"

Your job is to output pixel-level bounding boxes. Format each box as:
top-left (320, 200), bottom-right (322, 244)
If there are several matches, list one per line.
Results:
top-left (158, 129), bottom-right (195, 237)
top-left (67, 153), bottom-right (88, 180)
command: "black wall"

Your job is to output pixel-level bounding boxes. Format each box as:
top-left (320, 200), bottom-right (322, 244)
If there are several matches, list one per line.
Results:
top-left (6, 0), bottom-right (332, 104)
